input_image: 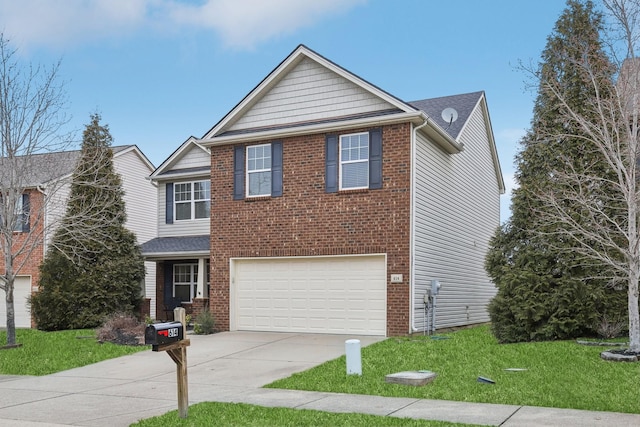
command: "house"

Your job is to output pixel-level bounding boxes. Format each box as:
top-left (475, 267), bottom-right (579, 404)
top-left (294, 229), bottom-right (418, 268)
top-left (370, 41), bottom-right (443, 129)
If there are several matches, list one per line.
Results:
top-left (0, 145), bottom-right (157, 327)
top-left (140, 137), bottom-right (211, 320)
top-left (146, 44), bottom-right (504, 336)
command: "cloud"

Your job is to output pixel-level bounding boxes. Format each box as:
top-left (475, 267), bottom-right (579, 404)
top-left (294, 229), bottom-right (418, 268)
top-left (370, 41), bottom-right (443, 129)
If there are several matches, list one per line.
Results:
top-left (167, 0), bottom-right (367, 49)
top-left (0, 0), bottom-right (148, 51)
top-left (0, 0), bottom-right (367, 52)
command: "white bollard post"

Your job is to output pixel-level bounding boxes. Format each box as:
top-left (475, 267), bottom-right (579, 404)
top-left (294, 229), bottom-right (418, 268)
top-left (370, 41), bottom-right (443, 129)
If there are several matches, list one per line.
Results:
top-left (345, 339), bottom-right (362, 375)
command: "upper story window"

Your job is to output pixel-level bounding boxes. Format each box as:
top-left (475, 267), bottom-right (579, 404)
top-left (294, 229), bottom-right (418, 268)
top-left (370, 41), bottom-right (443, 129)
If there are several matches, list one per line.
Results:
top-left (174, 180), bottom-right (210, 221)
top-left (340, 132), bottom-right (370, 190)
top-left (0, 193), bottom-right (30, 232)
top-left (325, 128), bottom-right (382, 193)
top-left (246, 144), bottom-right (272, 197)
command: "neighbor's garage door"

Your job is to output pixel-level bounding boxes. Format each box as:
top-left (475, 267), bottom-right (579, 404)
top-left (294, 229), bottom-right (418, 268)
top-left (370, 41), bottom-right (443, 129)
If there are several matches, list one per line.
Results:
top-left (233, 255), bottom-right (386, 335)
top-left (0, 276), bottom-right (32, 328)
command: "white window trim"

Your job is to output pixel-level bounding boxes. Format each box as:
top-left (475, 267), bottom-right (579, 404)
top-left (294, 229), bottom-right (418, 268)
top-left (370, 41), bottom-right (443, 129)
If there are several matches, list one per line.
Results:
top-left (246, 143), bottom-right (272, 198)
top-left (173, 263), bottom-right (197, 302)
top-left (339, 132), bottom-right (369, 190)
top-left (174, 180), bottom-right (210, 221)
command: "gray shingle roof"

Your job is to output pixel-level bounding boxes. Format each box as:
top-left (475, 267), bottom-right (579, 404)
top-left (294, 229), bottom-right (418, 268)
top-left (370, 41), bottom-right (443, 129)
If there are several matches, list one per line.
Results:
top-left (409, 91), bottom-right (484, 140)
top-left (0, 145), bottom-right (133, 187)
top-left (140, 235), bottom-right (210, 256)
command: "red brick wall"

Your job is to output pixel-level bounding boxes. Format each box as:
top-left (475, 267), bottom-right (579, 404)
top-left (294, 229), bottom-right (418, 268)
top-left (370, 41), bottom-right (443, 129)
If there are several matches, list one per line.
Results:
top-left (0, 190), bottom-right (45, 328)
top-left (209, 123), bottom-right (412, 336)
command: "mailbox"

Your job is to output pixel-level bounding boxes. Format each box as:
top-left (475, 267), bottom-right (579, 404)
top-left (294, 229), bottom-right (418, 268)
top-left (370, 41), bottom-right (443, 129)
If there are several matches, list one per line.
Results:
top-left (145, 321), bottom-right (184, 346)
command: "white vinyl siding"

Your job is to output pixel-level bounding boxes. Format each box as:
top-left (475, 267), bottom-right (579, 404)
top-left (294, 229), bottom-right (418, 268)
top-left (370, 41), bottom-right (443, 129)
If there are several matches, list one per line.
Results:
top-left (176, 145), bottom-right (211, 169)
top-left (413, 103), bottom-right (499, 330)
top-left (112, 148), bottom-right (158, 319)
top-left (228, 57), bottom-right (396, 132)
top-left (231, 255), bottom-right (387, 336)
top-left (158, 182), bottom-right (211, 237)
top-left (113, 149), bottom-right (156, 244)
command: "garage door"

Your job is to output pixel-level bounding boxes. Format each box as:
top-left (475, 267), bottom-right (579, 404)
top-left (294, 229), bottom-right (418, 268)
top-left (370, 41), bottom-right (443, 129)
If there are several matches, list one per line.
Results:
top-left (0, 276), bottom-right (32, 328)
top-left (232, 255), bottom-right (386, 335)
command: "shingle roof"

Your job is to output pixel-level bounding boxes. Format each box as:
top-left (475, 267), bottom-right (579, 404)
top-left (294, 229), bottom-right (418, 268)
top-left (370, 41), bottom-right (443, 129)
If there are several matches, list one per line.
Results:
top-left (0, 145), bottom-right (133, 187)
top-left (140, 235), bottom-right (210, 256)
top-left (409, 91), bottom-right (484, 140)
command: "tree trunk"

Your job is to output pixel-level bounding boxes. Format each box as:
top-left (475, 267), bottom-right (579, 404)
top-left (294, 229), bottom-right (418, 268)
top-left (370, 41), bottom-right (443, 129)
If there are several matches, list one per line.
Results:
top-left (629, 268), bottom-right (640, 352)
top-left (5, 283), bottom-right (16, 346)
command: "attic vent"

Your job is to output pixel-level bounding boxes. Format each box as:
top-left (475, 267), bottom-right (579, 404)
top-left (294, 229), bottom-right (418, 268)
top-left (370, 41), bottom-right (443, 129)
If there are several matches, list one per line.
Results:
top-left (441, 107), bottom-right (458, 127)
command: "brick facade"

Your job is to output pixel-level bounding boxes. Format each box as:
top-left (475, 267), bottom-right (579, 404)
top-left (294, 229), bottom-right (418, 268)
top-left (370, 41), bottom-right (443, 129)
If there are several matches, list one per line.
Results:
top-left (209, 123), bottom-right (412, 336)
top-left (0, 189), bottom-right (45, 328)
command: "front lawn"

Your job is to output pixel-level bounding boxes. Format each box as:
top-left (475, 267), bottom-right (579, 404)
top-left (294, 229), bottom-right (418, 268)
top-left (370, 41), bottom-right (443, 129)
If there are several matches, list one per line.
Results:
top-left (267, 325), bottom-right (640, 414)
top-left (131, 402), bottom-right (478, 427)
top-left (0, 328), bottom-right (147, 375)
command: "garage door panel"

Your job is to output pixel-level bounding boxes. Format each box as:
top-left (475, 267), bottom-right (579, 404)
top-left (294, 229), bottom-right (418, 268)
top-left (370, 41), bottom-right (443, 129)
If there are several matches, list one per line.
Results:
top-left (234, 256), bottom-right (386, 336)
top-left (0, 276), bottom-right (31, 328)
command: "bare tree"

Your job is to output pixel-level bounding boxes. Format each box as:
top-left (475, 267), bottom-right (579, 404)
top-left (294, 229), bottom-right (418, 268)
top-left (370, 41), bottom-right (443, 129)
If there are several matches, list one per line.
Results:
top-left (0, 35), bottom-right (125, 346)
top-left (535, 0), bottom-right (640, 352)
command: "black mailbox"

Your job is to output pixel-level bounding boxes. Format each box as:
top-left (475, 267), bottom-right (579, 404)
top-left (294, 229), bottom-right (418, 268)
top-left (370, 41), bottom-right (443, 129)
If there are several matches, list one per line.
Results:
top-left (145, 321), bottom-right (184, 346)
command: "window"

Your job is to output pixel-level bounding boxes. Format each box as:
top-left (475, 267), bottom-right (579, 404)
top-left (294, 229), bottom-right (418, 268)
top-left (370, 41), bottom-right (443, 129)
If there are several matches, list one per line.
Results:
top-left (173, 261), bottom-right (210, 302)
top-left (174, 180), bottom-right (210, 221)
top-left (340, 132), bottom-right (369, 189)
top-left (325, 129), bottom-right (382, 193)
top-left (173, 264), bottom-right (197, 302)
top-left (0, 193), bottom-right (29, 232)
top-left (247, 144), bottom-right (272, 197)
top-left (233, 141), bottom-right (283, 200)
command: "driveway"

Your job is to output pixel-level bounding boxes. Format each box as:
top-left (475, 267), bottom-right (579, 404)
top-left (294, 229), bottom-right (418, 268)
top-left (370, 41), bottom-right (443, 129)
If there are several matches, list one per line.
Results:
top-left (0, 331), bottom-right (385, 426)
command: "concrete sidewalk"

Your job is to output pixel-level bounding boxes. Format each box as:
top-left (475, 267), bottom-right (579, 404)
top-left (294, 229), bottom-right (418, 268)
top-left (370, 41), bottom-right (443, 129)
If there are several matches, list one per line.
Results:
top-left (0, 331), bottom-right (638, 426)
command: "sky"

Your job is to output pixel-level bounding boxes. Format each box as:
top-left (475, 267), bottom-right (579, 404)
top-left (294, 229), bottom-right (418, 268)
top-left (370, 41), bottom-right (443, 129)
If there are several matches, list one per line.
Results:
top-left (0, 0), bottom-right (571, 222)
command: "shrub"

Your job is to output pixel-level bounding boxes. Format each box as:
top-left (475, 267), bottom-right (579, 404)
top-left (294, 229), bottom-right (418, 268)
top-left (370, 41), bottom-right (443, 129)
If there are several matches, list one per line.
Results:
top-left (193, 311), bottom-right (215, 335)
top-left (96, 312), bottom-right (146, 345)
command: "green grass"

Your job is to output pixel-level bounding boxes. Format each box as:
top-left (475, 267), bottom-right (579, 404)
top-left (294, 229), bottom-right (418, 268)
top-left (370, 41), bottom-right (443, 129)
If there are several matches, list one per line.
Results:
top-left (267, 325), bottom-right (640, 414)
top-left (0, 328), bottom-right (147, 375)
top-left (131, 402), bottom-right (478, 427)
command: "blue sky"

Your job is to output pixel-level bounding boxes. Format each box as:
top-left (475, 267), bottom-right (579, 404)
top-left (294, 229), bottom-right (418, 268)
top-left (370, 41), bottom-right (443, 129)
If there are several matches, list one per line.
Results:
top-left (0, 0), bottom-right (570, 222)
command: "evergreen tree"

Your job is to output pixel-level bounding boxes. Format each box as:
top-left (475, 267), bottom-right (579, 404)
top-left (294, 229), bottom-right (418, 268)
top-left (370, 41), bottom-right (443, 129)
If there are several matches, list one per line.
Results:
top-left (30, 114), bottom-right (145, 330)
top-left (486, 0), bottom-right (626, 343)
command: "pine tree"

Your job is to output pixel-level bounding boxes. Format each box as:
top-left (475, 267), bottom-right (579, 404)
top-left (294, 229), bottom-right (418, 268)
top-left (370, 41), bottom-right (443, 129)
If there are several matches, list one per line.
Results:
top-left (30, 114), bottom-right (145, 330)
top-left (486, 0), bottom-right (626, 343)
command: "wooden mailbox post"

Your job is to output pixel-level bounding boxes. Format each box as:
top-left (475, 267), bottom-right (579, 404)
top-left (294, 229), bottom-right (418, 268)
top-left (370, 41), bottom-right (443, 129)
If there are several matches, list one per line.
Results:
top-left (145, 307), bottom-right (190, 418)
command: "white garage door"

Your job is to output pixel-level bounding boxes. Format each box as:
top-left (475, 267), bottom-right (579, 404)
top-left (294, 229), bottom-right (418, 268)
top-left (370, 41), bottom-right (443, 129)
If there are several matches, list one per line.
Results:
top-left (233, 255), bottom-right (386, 336)
top-left (0, 276), bottom-right (32, 328)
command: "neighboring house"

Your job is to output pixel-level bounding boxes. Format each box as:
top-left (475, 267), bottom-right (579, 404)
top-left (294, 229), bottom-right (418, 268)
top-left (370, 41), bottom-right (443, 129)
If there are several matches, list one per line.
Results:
top-left (144, 44), bottom-right (504, 336)
top-left (140, 137), bottom-right (211, 321)
top-left (0, 145), bottom-right (157, 327)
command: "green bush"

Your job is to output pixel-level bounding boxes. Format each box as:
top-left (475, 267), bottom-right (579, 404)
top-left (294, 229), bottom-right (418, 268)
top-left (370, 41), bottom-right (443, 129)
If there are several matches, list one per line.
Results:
top-left (485, 229), bottom-right (626, 343)
top-left (194, 311), bottom-right (215, 335)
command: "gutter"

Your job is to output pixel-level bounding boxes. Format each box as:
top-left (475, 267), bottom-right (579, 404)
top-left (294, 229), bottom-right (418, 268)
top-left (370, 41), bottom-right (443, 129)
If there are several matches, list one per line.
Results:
top-left (197, 111), bottom-right (463, 154)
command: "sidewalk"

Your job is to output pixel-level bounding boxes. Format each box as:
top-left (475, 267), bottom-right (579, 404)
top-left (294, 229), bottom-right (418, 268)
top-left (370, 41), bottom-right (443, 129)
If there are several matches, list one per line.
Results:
top-left (0, 331), bottom-right (638, 426)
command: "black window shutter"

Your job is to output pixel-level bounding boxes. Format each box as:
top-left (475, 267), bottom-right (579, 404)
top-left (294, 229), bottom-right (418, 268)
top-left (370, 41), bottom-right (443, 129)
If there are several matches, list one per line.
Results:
top-left (233, 146), bottom-right (245, 200)
top-left (325, 135), bottom-right (338, 193)
top-left (271, 141), bottom-right (283, 197)
top-left (165, 183), bottom-right (174, 224)
top-left (369, 128), bottom-right (383, 189)
top-left (21, 193), bottom-right (30, 232)
top-left (164, 262), bottom-right (174, 302)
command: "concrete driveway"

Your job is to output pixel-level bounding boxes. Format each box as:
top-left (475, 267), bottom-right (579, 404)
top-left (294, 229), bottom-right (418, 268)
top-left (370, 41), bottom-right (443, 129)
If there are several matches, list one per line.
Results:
top-left (0, 331), bottom-right (385, 426)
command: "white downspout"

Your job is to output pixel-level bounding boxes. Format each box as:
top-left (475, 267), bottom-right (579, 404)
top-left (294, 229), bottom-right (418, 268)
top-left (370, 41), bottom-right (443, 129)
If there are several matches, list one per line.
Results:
top-left (410, 115), bottom-right (430, 333)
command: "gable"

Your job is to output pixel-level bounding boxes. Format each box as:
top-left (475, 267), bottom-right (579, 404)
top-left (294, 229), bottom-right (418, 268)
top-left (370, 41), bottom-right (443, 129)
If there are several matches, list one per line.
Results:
top-left (227, 57), bottom-right (398, 133)
top-left (172, 144), bottom-right (210, 171)
top-left (150, 137), bottom-right (210, 181)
